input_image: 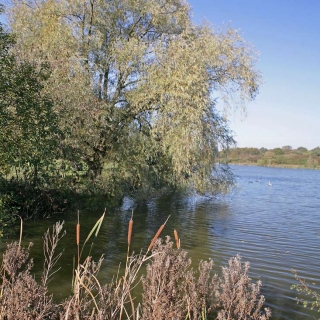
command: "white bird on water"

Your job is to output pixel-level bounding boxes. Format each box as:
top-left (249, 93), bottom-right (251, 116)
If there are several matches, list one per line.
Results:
top-left (268, 181), bottom-right (272, 186)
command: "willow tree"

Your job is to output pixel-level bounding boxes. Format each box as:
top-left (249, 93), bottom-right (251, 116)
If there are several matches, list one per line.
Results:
top-left (8, 0), bottom-right (261, 195)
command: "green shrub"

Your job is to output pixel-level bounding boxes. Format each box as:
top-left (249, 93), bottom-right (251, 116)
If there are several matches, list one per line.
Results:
top-left (292, 270), bottom-right (320, 317)
top-left (0, 179), bottom-right (70, 237)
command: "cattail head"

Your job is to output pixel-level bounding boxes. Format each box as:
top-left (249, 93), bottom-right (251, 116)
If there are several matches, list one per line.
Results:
top-left (147, 215), bottom-right (170, 252)
top-left (128, 219), bottom-right (133, 245)
top-left (174, 229), bottom-right (180, 249)
top-left (76, 223), bottom-right (80, 245)
top-left (127, 210), bottom-right (134, 246)
top-left (148, 224), bottom-right (165, 251)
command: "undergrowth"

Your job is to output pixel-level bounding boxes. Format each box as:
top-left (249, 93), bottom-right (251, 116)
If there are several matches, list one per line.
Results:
top-left (0, 214), bottom-right (271, 319)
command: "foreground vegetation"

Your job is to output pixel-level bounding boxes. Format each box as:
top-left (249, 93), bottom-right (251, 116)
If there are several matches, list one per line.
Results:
top-left (220, 146), bottom-right (320, 169)
top-left (292, 270), bottom-right (320, 316)
top-left (0, 0), bottom-right (261, 230)
top-left (1, 211), bottom-right (319, 320)
top-left (0, 216), bottom-right (271, 319)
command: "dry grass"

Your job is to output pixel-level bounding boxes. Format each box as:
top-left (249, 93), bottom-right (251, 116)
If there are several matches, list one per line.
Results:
top-left (0, 214), bottom-right (271, 319)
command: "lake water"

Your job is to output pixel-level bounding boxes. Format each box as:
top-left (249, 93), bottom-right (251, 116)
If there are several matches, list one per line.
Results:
top-left (1, 165), bottom-right (320, 319)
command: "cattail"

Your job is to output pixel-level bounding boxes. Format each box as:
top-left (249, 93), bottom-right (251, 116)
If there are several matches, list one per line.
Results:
top-left (76, 223), bottom-right (80, 245)
top-left (76, 210), bottom-right (80, 246)
top-left (128, 219), bottom-right (133, 245)
top-left (147, 215), bottom-right (170, 252)
top-left (174, 229), bottom-right (180, 249)
top-left (148, 225), bottom-right (164, 251)
top-left (127, 210), bottom-right (134, 246)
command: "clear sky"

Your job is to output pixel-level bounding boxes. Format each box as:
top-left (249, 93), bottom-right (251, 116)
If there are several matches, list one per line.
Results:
top-left (188, 0), bottom-right (320, 150)
top-left (1, 1), bottom-right (319, 150)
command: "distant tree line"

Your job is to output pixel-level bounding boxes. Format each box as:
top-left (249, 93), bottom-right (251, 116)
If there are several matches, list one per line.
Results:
top-left (220, 146), bottom-right (320, 168)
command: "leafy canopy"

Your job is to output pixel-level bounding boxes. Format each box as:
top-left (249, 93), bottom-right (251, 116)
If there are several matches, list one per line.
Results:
top-left (0, 10), bottom-right (60, 182)
top-left (7, 0), bottom-right (261, 195)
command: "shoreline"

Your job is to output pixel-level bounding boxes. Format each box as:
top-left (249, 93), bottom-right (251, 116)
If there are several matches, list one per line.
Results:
top-left (226, 162), bottom-right (320, 170)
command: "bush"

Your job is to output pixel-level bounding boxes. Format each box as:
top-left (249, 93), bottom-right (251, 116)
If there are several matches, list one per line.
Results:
top-left (292, 269), bottom-right (320, 316)
top-left (0, 178), bottom-right (71, 237)
top-left (0, 242), bottom-right (57, 319)
top-left (142, 237), bottom-right (271, 320)
top-left (0, 193), bottom-right (18, 237)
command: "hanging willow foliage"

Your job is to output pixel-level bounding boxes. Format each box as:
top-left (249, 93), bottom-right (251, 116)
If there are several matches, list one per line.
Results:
top-left (7, 0), bottom-right (261, 195)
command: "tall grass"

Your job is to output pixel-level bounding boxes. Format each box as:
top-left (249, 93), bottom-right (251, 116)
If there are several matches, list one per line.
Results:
top-left (0, 211), bottom-right (271, 319)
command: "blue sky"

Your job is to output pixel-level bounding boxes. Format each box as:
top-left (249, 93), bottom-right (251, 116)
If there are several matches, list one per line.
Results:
top-left (1, 1), bottom-right (319, 150)
top-left (188, 0), bottom-right (320, 150)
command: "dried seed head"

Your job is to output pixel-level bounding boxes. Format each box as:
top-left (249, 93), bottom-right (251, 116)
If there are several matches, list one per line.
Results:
top-left (147, 216), bottom-right (170, 252)
top-left (128, 219), bottom-right (133, 245)
top-left (174, 229), bottom-right (180, 249)
top-left (76, 224), bottom-right (80, 245)
top-left (148, 225), bottom-right (164, 251)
